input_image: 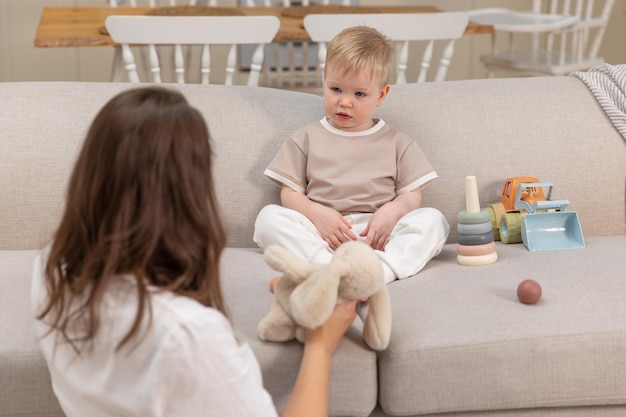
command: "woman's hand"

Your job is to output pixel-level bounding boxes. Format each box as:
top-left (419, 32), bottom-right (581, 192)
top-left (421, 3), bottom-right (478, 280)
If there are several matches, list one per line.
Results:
top-left (306, 300), bottom-right (358, 355)
top-left (281, 301), bottom-right (357, 417)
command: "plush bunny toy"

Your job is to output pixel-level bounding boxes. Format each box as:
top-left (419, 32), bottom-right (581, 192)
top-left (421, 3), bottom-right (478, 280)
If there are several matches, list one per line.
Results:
top-left (257, 240), bottom-right (391, 351)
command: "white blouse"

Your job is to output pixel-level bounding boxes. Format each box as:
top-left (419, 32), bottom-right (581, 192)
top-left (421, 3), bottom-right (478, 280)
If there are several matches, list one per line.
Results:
top-left (31, 251), bottom-right (278, 417)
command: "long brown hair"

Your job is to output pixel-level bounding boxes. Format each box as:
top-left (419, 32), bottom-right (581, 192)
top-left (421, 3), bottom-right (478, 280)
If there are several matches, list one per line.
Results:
top-left (37, 86), bottom-right (227, 351)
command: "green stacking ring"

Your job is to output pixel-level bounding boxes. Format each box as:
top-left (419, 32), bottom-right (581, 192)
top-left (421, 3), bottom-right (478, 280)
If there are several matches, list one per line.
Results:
top-left (457, 208), bottom-right (491, 225)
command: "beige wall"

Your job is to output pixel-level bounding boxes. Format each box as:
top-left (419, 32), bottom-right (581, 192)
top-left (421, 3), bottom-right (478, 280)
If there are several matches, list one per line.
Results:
top-left (1, 0), bottom-right (624, 83)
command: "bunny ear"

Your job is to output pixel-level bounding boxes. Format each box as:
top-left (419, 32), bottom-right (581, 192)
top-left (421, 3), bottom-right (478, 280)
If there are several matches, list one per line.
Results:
top-left (290, 266), bottom-right (340, 329)
top-left (362, 286), bottom-right (392, 351)
top-left (263, 245), bottom-right (310, 284)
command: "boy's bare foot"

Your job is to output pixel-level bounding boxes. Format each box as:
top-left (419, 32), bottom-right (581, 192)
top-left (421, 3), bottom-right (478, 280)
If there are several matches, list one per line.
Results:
top-left (269, 276), bottom-right (280, 293)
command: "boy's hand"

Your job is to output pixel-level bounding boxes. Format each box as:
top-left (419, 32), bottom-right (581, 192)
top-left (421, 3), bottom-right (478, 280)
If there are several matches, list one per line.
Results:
top-left (310, 204), bottom-right (357, 250)
top-left (360, 204), bottom-right (397, 250)
top-left (280, 185), bottom-right (357, 250)
top-left (361, 189), bottom-right (423, 250)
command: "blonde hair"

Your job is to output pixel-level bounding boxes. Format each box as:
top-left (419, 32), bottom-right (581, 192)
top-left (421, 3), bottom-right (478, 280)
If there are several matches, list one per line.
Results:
top-left (324, 26), bottom-right (395, 86)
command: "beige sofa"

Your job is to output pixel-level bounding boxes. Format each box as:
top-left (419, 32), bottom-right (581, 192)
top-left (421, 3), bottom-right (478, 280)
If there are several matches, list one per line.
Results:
top-left (1, 76), bottom-right (625, 417)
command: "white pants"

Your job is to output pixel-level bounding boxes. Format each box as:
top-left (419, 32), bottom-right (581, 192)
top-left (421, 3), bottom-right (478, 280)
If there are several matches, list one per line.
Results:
top-left (253, 205), bottom-right (450, 284)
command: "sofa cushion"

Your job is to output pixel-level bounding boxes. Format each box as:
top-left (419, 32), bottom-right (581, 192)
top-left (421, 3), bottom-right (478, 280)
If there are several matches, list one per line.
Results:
top-left (4, 78), bottom-right (625, 252)
top-left (220, 248), bottom-right (379, 417)
top-left (1, 249), bottom-right (378, 417)
top-left (374, 77), bottom-right (626, 243)
top-left (0, 82), bottom-right (324, 250)
top-left (0, 250), bottom-right (65, 417)
top-left (378, 236), bottom-right (626, 416)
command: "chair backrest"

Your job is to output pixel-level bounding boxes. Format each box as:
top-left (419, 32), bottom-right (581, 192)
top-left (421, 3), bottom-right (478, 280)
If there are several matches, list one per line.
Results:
top-left (109, 0), bottom-right (216, 6)
top-left (110, 0), bottom-right (350, 7)
top-left (105, 15), bottom-right (280, 85)
top-left (303, 12), bottom-right (469, 84)
top-left (530, 0), bottom-right (614, 61)
top-left (468, 0), bottom-right (614, 76)
top-left (243, 0), bottom-right (351, 7)
top-left (243, 0), bottom-right (354, 92)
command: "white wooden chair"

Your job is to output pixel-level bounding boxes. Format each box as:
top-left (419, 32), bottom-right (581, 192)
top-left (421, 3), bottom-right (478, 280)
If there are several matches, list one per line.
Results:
top-left (467, 0), bottom-right (615, 77)
top-left (303, 12), bottom-right (469, 84)
top-left (105, 15), bottom-right (280, 85)
top-left (107, 0), bottom-right (216, 81)
top-left (245, 0), bottom-right (354, 91)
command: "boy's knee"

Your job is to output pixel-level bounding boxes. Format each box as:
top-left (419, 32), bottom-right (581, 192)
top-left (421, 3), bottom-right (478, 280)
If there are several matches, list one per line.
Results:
top-left (421, 208), bottom-right (450, 233)
top-left (254, 204), bottom-right (282, 242)
top-left (403, 207), bottom-right (449, 230)
top-left (255, 204), bottom-right (281, 225)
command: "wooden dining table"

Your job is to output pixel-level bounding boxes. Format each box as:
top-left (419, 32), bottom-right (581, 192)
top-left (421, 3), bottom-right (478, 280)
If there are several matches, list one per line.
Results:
top-left (34, 5), bottom-right (493, 48)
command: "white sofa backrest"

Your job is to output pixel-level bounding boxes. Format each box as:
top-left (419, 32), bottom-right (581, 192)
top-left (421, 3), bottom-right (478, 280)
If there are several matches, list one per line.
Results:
top-left (0, 83), bottom-right (323, 249)
top-left (0, 78), bottom-right (624, 250)
top-left (374, 77), bottom-right (626, 242)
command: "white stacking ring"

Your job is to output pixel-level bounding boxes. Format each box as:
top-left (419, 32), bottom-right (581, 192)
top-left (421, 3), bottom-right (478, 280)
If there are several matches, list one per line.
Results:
top-left (457, 251), bottom-right (498, 266)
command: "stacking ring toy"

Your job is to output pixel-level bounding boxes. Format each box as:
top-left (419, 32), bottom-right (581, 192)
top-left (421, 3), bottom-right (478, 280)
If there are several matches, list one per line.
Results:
top-left (457, 208), bottom-right (491, 225)
top-left (457, 231), bottom-right (494, 246)
top-left (457, 251), bottom-right (498, 266)
top-left (457, 241), bottom-right (497, 256)
top-left (457, 221), bottom-right (493, 235)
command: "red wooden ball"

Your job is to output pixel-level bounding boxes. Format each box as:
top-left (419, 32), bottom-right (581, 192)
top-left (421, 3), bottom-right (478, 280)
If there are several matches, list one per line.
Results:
top-left (517, 279), bottom-right (542, 305)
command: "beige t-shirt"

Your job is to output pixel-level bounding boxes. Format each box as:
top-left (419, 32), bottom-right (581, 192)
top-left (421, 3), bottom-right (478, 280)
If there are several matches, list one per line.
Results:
top-left (265, 118), bottom-right (437, 215)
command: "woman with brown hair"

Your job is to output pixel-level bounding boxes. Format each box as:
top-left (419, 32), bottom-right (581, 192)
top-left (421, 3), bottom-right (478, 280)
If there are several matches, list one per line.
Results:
top-left (32, 86), bottom-right (356, 417)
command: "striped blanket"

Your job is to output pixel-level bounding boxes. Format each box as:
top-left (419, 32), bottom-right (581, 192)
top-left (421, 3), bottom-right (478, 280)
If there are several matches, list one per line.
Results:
top-left (570, 63), bottom-right (626, 142)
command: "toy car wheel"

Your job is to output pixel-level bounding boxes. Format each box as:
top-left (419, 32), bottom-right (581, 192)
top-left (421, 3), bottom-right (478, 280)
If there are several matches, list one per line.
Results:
top-left (489, 203), bottom-right (506, 228)
top-left (499, 212), bottom-right (522, 244)
top-left (486, 205), bottom-right (501, 241)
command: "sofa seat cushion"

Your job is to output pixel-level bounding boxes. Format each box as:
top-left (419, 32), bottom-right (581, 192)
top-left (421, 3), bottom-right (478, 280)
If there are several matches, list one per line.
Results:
top-left (379, 236), bottom-right (626, 416)
top-left (220, 248), bottom-right (379, 417)
top-left (2, 247), bottom-right (378, 417)
top-left (0, 250), bottom-right (65, 417)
